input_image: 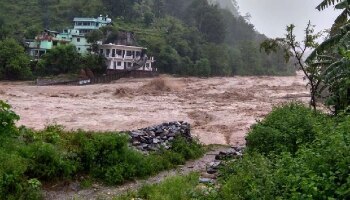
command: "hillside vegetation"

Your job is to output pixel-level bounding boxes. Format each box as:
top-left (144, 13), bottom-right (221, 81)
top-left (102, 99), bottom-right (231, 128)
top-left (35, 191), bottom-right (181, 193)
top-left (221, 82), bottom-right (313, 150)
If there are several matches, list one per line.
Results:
top-left (116, 103), bottom-right (350, 200)
top-left (0, 0), bottom-right (295, 80)
top-left (0, 101), bottom-right (204, 199)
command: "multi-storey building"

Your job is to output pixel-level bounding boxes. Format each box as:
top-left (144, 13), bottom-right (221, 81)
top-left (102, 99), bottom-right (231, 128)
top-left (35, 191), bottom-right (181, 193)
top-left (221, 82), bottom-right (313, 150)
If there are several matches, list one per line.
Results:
top-left (26, 16), bottom-right (156, 73)
top-left (26, 15), bottom-right (112, 59)
top-left (99, 44), bottom-right (156, 73)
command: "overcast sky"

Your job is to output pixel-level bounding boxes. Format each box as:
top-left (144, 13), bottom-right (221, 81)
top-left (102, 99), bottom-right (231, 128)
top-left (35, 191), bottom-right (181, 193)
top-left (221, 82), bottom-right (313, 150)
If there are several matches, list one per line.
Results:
top-left (235, 0), bottom-right (340, 40)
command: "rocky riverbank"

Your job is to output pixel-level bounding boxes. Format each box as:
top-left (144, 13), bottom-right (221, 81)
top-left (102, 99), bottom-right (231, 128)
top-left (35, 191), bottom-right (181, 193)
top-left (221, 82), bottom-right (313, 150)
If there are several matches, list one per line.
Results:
top-left (128, 121), bottom-right (192, 152)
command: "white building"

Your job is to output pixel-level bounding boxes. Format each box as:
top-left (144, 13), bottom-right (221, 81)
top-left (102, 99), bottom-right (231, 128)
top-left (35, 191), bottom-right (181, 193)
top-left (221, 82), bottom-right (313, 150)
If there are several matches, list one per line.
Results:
top-left (99, 44), bottom-right (156, 72)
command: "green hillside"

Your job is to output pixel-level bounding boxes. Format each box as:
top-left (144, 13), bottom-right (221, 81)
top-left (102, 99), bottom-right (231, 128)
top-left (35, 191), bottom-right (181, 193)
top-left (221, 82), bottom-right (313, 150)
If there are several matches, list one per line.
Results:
top-left (0, 0), bottom-right (295, 78)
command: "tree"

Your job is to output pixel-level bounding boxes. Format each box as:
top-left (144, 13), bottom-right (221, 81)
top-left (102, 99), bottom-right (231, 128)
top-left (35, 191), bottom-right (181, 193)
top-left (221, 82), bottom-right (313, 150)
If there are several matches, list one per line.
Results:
top-left (157, 46), bottom-right (182, 74)
top-left (261, 0), bottom-right (350, 113)
top-left (144, 12), bottom-right (155, 26)
top-left (39, 44), bottom-right (81, 75)
top-left (153, 0), bottom-right (165, 18)
top-left (81, 54), bottom-right (107, 75)
top-left (203, 43), bottom-right (231, 76)
top-left (193, 58), bottom-right (211, 77)
top-left (185, 0), bottom-right (226, 44)
top-left (261, 22), bottom-right (321, 111)
top-left (0, 39), bottom-right (32, 80)
top-left (305, 0), bottom-right (350, 113)
top-left (86, 30), bottom-right (104, 53)
top-left (0, 17), bottom-right (10, 40)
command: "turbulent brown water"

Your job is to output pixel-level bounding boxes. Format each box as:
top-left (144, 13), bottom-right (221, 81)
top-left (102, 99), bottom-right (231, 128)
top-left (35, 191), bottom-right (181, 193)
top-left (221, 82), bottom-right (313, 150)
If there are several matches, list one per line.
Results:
top-left (0, 72), bottom-right (309, 146)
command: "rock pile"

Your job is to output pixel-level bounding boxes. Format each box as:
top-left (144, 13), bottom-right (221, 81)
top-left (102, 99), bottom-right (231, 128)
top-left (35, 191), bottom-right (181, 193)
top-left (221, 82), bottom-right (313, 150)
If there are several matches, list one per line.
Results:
top-left (214, 146), bottom-right (244, 161)
top-left (128, 121), bottom-right (191, 152)
top-left (199, 146), bottom-right (244, 184)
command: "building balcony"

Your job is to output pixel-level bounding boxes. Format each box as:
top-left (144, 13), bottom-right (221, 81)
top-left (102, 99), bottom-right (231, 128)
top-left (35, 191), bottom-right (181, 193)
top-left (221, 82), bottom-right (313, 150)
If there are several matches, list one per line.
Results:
top-left (124, 56), bottom-right (133, 59)
top-left (74, 26), bottom-right (99, 30)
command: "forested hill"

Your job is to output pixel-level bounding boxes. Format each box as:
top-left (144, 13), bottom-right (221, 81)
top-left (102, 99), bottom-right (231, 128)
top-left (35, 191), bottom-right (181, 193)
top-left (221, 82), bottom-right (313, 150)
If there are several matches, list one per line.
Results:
top-left (0, 0), bottom-right (295, 76)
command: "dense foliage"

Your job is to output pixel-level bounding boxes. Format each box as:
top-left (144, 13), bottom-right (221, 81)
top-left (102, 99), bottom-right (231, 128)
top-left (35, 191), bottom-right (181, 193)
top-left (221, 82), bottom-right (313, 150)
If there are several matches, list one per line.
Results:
top-left (218, 103), bottom-right (350, 199)
top-left (34, 45), bottom-right (106, 76)
top-left (0, 39), bottom-right (32, 80)
top-left (0, 0), bottom-right (295, 80)
top-left (0, 101), bottom-right (204, 199)
top-left (306, 0), bottom-right (350, 113)
top-left (118, 103), bottom-right (350, 200)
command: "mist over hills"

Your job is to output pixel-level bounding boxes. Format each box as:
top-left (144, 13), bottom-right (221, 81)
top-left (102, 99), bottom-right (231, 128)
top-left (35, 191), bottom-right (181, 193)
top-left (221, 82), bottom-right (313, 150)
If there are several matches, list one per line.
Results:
top-left (208, 0), bottom-right (240, 17)
top-left (0, 0), bottom-right (295, 76)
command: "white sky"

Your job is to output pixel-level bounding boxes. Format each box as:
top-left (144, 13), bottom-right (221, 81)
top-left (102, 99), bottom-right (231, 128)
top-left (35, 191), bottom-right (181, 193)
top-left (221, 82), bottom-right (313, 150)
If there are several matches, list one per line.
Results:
top-left (236, 0), bottom-right (341, 40)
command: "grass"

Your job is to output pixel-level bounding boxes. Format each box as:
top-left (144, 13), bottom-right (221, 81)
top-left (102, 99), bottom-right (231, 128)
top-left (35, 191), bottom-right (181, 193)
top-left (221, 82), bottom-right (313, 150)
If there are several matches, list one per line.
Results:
top-left (114, 173), bottom-right (203, 200)
top-left (0, 101), bottom-right (205, 199)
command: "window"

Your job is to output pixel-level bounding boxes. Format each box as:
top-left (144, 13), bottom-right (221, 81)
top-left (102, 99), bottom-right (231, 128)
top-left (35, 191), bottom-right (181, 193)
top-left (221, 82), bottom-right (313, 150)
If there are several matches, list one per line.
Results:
top-left (78, 48), bottom-right (81, 51)
top-left (106, 49), bottom-right (110, 57)
top-left (114, 61), bottom-right (117, 69)
top-left (117, 62), bottom-right (122, 66)
top-left (53, 41), bottom-right (58, 46)
top-left (126, 51), bottom-right (132, 56)
top-left (116, 50), bottom-right (122, 56)
top-left (136, 51), bottom-right (141, 57)
top-left (127, 62), bottom-right (132, 67)
top-left (39, 50), bottom-right (45, 57)
top-left (77, 38), bottom-right (80, 42)
top-left (100, 49), bottom-right (104, 55)
top-left (146, 63), bottom-right (150, 68)
top-left (80, 29), bottom-right (90, 34)
top-left (112, 49), bottom-right (115, 57)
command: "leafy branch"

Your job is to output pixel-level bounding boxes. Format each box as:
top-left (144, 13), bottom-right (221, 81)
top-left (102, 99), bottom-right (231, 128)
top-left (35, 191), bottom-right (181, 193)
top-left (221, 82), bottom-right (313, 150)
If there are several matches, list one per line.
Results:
top-left (261, 21), bottom-right (322, 111)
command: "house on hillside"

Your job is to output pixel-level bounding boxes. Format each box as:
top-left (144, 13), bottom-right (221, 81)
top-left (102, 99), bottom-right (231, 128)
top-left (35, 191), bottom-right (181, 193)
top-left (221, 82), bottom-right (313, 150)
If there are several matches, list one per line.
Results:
top-left (26, 15), bottom-right (112, 59)
top-left (26, 16), bottom-right (156, 76)
top-left (99, 44), bottom-right (156, 73)
top-left (26, 29), bottom-right (71, 59)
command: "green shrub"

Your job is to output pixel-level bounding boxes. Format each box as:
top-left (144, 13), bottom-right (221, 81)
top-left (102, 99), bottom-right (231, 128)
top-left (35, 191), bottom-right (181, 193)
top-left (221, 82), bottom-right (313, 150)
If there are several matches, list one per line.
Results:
top-left (0, 150), bottom-right (42, 200)
top-left (0, 151), bottom-right (27, 199)
top-left (0, 101), bottom-right (205, 197)
top-left (171, 137), bottom-right (204, 160)
top-left (219, 153), bottom-right (276, 200)
top-left (0, 101), bottom-right (19, 137)
top-left (73, 132), bottom-right (204, 185)
top-left (20, 142), bottom-right (78, 180)
top-left (246, 103), bottom-right (328, 155)
top-left (73, 132), bottom-right (134, 184)
top-left (217, 104), bottom-right (350, 200)
top-left (115, 173), bottom-right (201, 200)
